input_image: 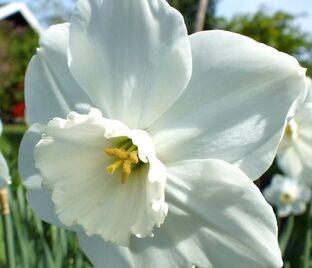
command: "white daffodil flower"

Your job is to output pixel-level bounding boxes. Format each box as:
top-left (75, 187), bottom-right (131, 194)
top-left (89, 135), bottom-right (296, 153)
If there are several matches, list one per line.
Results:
top-left (264, 174), bottom-right (311, 217)
top-left (19, 0), bottom-right (308, 267)
top-left (0, 153), bottom-right (10, 190)
top-left (277, 78), bottom-right (312, 178)
top-left (0, 120), bottom-right (11, 190)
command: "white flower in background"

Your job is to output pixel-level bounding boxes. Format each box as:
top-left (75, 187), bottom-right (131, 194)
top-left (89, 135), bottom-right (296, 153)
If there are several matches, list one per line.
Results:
top-left (264, 174), bottom-right (311, 217)
top-left (277, 78), bottom-right (312, 179)
top-left (0, 153), bottom-right (10, 190)
top-left (19, 0), bottom-right (308, 267)
top-left (0, 120), bottom-right (10, 217)
top-left (0, 119), bottom-right (11, 190)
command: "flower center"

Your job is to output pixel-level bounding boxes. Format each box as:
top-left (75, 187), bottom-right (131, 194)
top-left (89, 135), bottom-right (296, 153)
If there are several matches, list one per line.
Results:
top-left (284, 125), bottom-right (292, 139)
top-left (284, 119), bottom-right (298, 140)
top-left (280, 192), bottom-right (294, 204)
top-left (105, 139), bottom-right (141, 183)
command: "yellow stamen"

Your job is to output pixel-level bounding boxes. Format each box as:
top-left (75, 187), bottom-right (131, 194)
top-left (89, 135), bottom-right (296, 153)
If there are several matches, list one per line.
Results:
top-left (122, 160), bottom-right (132, 183)
top-left (105, 141), bottom-right (140, 183)
top-left (105, 148), bottom-right (128, 159)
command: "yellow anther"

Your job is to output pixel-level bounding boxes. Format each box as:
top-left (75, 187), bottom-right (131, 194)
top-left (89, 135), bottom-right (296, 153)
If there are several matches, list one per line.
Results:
top-left (105, 141), bottom-right (140, 183)
top-left (105, 148), bottom-right (129, 159)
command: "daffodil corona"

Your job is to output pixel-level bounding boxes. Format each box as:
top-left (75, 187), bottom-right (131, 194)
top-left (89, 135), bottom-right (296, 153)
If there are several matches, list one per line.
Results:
top-left (34, 109), bottom-right (168, 245)
top-left (19, 0), bottom-right (308, 267)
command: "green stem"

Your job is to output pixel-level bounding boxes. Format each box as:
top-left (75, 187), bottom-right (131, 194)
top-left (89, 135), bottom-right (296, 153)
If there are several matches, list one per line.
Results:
top-left (302, 202), bottom-right (312, 268)
top-left (1, 190), bottom-right (15, 268)
top-left (279, 216), bottom-right (294, 256)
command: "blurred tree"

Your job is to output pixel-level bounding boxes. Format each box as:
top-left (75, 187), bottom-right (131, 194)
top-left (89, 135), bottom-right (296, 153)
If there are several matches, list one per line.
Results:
top-left (216, 9), bottom-right (312, 76)
top-left (194, 0), bottom-right (209, 32)
top-left (168, 0), bottom-right (218, 33)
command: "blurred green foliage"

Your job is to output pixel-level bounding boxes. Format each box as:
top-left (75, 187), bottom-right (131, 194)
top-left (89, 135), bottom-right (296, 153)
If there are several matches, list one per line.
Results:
top-left (216, 9), bottom-right (312, 76)
top-left (0, 126), bottom-right (92, 267)
top-left (0, 20), bottom-right (38, 123)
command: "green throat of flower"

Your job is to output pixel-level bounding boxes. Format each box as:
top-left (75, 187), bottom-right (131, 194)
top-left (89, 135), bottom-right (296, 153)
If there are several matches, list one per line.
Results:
top-left (284, 119), bottom-right (298, 141)
top-left (105, 140), bottom-right (141, 184)
top-left (280, 192), bottom-right (294, 204)
top-left (284, 124), bottom-right (293, 139)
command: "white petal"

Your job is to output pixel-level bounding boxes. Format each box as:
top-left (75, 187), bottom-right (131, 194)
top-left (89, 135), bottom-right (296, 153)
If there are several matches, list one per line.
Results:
top-left (0, 152), bottom-right (10, 189)
top-left (293, 138), bottom-right (312, 168)
top-left (277, 127), bottom-right (312, 178)
top-left (25, 23), bottom-right (93, 125)
top-left (149, 30), bottom-right (307, 180)
top-left (292, 202), bottom-right (307, 215)
top-left (301, 187), bottom-right (312, 202)
top-left (278, 205), bottom-right (292, 217)
top-left (277, 146), bottom-right (303, 177)
top-left (263, 187), bottom-right (280, 205)
top-left (278, 102), bottom-right (312, 178)
top-left (18, 124), bottom-right (74, 229)
top-left (300, 167), bottom-right (312, 185)
top-left (18, 124), bottom-right (73, 230)
top-left (19, 124), bottom-right (44, 181)
top-left (304, 77), bottom-right (312, 103)
top-left (68, 0), bottom-right (192, 128)
top-left (296, 101), bottom-right (312, 122)
top-left (80, 159), bottom-right (282, 268)
top-left (79, 233), bottom-right (133, 268)
top-left (34, 109), bottom-right (167, 246)
top-left (26, 176), bottom-right (76, 230)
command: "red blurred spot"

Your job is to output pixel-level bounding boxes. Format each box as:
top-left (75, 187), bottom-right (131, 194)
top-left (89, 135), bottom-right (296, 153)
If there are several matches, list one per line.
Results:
top-left (12, 102), bottom-right (25, 118)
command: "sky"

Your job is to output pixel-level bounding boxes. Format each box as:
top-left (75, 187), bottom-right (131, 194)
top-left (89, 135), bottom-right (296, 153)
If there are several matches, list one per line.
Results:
top-left (217, 0), bottom-right (312, 33)
top-left (0, 0), bottom-right (311, 33)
